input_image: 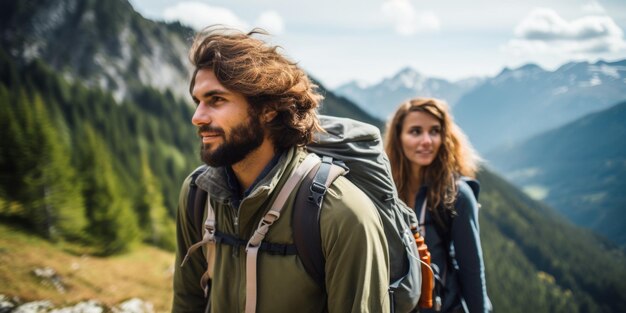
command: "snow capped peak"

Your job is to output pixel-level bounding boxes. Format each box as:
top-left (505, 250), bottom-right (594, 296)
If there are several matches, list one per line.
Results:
top-left (589, 63), bottom-right (626, 80)
top-left (384, 67), bottom-right (424, 90)
top-left (515, 63), bottom-right (545, 73)
top-left (493, 63), bottom-right (546, 84)
top-left (396, 67), bottom-right (422, 83)
top-left (336, 80), bottom-right (370, 92)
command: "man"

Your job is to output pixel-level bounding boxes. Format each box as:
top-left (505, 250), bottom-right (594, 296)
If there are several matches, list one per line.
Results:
top-left (172, 27), bottom-right (390, 313)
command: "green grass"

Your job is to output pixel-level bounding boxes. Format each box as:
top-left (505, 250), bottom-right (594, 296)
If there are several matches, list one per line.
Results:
top-left (0, 222), bottom-right (175, 312)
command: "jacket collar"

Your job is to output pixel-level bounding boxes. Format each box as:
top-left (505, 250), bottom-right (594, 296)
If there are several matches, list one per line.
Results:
top-left (195, 147), bottom-right (302, 203)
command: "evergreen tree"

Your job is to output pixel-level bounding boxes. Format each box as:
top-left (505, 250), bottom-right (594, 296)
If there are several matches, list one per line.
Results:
top-left (29, 93), bottom-right (86, 240)
top-left (136, 150), bottom-right (176, 251)
top-left (78, 123), bottom-right (140, 255)
top-left (0, 88), bottom-right (86, 239)
top-left (0, 85), bottom-right (19, 201)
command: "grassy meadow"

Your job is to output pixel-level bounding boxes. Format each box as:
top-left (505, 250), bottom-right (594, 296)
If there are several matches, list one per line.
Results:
top-left (0, 223), bottom-right (175, 312)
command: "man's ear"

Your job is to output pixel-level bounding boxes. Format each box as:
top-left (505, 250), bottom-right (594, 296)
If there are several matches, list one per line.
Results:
top-left (262, 109), bottom-right (278, 123)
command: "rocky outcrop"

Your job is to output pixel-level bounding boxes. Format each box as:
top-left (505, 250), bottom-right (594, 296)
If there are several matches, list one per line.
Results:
top-left (0, 295), bottom-right (154, 313)
top-left (2, 0), bottom-right (193, 102)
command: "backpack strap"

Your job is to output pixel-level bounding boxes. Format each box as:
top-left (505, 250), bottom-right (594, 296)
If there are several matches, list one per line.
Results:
top-left (188, 165), bottom-right (208, 235)
top-left (244, 154), bottom-right (323, 313)
top-left (460, 176), bottom-right (480, 200)
top-left (292, 156), bottom-right (346, 290)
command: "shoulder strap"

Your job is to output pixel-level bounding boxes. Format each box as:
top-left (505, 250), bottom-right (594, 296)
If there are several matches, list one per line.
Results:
top-left (459, 176), bottom-right (480, 200)
top-left (244, 154), bottom-right (324, 313)
top-left (188, 165), bottom-right (208, 236)
top-left (292, 156), bottom-right (345, 290)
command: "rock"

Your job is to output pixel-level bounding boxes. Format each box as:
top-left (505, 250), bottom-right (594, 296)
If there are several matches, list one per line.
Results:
top-left (111, 298), bottom-right (154, 313)
top-left (49, 300), bottom-right (104, 313)
top-left (12, 300), bottom-right (53, 313)
top-left (0, 294), bottom-right (16, 313)
top-left (32, 267), bottom-right (65, 294)
top-left (1, 297), bottom-right (154, 313)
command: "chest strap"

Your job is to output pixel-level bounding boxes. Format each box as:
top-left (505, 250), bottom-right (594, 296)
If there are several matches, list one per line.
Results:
top-left (213, 231), bottom-right (297, 255)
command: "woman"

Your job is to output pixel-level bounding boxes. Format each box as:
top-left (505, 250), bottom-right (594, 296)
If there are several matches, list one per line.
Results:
top-left (385, 98), bottom-right (490, 313)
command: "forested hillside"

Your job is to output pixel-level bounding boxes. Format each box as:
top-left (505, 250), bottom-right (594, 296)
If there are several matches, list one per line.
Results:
top-left (487, 101), bottom-right (626, 246)
top-left (478, 170), bottom-right (626, 313)
top-left (0, 50), bottom-right (196, 254)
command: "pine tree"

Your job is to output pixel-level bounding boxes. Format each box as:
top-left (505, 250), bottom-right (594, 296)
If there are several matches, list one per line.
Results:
top-left (23, 93), bottom-right (86, 239)
top-left (77, 123), bottom-right (140, 255)
top-left (136, 150), bottom-right (176, 250)
top-left (0, 87), bottom-right (87, 239)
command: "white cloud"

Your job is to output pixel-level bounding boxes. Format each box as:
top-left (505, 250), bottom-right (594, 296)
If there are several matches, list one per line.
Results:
top-left (382, 0), bottom-right (440, 35)
top-left (163, 2), bottom-right (249, 31)
top-left (582, 0), bottom-right (605, 14)
top-left (503, 8), bottom-right (626, 55)
top-left (255, 11), bottom-right (285, 35)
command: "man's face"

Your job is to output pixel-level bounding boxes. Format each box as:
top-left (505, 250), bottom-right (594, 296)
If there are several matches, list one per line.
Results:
top-left (191, 69), bottom-right (265, 167)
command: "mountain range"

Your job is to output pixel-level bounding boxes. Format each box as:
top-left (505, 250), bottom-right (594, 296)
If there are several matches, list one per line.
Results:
top-left (454, 60), bottom-right (626, 153)
top-left (487, 100), bottom-right (626, 247)
top-left (1, 0), bottom-right (625, 312)
top-left (335, 67), bottom-right (483, 119)
top-left (336, 60), bottom-right (626, 154)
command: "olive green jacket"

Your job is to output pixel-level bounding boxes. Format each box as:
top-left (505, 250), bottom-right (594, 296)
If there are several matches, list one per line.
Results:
top-left (172, 148), bottom-right (390, 313)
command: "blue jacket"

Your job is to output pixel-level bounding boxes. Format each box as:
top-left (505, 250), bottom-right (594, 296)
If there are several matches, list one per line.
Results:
top-left (415, 180), bottom-right (490, 313)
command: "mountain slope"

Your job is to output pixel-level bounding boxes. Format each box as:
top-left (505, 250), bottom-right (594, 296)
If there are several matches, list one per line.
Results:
top-left (0, 223), bottom-right (174, 312)
top-left (487, 100), bottom-right (626, 246)
top-left (453, 61), bottom-right (626, 152)
top-left (478, 169), bottom-right (626, 313)
top-left (335, 67), bottom-right (482, 119)
top-left (0, 0), bottom-right (194, 102)
top-left (315, 79), bottom-right (385, 130)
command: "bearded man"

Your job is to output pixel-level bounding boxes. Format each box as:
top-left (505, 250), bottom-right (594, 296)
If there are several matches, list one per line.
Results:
top-left (172, 26), bottom-right (390, 313)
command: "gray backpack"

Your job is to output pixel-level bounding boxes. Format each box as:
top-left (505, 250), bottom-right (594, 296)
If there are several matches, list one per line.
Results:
top-left (303, 115), bottom-right (422, 312)
top-left (183, 115), bottom-right (423, 313)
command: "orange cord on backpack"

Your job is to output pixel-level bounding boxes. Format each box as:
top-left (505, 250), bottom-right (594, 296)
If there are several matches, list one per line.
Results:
top-left (412, 224), bottom-right (434, 309)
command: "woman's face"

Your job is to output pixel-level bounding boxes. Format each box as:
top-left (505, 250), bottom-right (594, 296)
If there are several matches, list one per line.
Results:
top-left (400, 111), bottom-right (442, 172)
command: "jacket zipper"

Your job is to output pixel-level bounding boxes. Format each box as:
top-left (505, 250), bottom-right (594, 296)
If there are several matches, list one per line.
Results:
top-left (229, 202), bottom-right (241, 313)
top-left (232, 204), bottom-right (240, 258)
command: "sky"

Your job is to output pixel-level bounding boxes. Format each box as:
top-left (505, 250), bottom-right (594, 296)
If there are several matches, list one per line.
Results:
top-left (128, 0), bottom-right (626, 88)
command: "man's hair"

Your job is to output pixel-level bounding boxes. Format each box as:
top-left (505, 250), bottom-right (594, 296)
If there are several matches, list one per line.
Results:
top-left (384, 98), bottom-right (480, 224)
top-left (189, 26), bottom-right (323, 150)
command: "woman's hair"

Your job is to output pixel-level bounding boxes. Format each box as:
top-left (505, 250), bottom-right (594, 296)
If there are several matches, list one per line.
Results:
top-left (188, 26), bottom-right (323, 150)
top-left (384, 98), bottom-right (480, 223)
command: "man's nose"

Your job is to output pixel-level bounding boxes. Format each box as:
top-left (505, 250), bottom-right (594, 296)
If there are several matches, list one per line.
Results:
top-left (192, 102), bottom-right (211, 126)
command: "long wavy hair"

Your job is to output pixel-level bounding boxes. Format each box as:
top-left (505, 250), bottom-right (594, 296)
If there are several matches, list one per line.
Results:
top-left (188, 26), bottom-right (323, 150)
top-left (385, 98), bottom-right (480, 224)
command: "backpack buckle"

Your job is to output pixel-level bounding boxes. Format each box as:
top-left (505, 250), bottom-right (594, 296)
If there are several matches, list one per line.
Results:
top-left (310, 181), bottom-right (327, 206)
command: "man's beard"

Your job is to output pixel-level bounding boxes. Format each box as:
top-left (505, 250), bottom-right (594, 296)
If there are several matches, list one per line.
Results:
top-left (199, 116), bottom-right (265, 167)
